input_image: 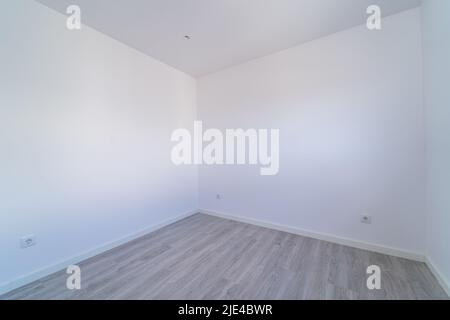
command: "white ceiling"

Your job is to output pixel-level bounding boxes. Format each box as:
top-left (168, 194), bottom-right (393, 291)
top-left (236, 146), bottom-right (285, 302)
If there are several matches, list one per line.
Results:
top-left (36, 0), bottom-right (420, 77)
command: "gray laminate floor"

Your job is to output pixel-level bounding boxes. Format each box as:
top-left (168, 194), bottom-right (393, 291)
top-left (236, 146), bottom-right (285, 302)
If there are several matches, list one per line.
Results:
top-left (1, 214), bottom-right (448, 300)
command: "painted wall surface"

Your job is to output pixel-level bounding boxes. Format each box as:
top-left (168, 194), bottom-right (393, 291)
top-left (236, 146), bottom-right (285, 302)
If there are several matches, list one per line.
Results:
top-left (422, 0), bottom-right (450, 290)
top-left (198, 9), bottom-right (425, 254)
top-left (2, 2), bottom-right (441, 294)
top-left (0, 0), bottom-right (197, 287)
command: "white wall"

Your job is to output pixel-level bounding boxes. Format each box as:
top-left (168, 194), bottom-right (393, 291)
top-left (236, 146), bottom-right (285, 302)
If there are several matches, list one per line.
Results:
top-left (198, 9), bottom-right (425, 254)
top-left (0, 0), bottom-right (197, 289)
top-left (1, 1), bottom-right (439, 296)
top-left (422, 0), bottom-right (450, 292)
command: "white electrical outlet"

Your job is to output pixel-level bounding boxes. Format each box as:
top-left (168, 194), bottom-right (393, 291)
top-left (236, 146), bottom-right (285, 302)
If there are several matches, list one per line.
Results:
top-left (20, 234), bottom-right (36, 248)
top-left (360, 215), bottom-right (372, 224)
top-left (216, 194), bottom-right (221, 200)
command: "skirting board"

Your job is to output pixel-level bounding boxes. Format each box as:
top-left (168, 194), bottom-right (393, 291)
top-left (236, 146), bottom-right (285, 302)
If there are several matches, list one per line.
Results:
top-left (425, 257), bottom-right (450, 297)
top-left (0, 209), bottom-right (198, 296)
top-left (3, 208), bottom-right (448, 298)
top-left (203, 208), bottom-right (450, 297)
top-left (199, 209), bottom-right (425, 262)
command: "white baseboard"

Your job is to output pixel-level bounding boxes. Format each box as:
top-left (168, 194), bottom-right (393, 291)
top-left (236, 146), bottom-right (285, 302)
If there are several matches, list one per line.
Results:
top-left (425, 256), bottom-right (450, 297)
top-left (0, 209), bottom-right (198, 296)
top-left (5, 208), bottom-right (446, 298)
top-left (199, 208), bottom-right (425, 262)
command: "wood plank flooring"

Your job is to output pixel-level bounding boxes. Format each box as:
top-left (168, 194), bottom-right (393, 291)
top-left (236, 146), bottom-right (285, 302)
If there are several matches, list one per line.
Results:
top-left (1, 214), bottom-right (448, 300)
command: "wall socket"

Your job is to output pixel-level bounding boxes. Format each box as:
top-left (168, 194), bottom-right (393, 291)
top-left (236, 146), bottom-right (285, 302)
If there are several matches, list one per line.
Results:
top-left (360, 215), bottom-right (372, 224)
top-left (20, 234), bottom-right (36, 249)
top-left (216, 194), bottom-right (221, 200)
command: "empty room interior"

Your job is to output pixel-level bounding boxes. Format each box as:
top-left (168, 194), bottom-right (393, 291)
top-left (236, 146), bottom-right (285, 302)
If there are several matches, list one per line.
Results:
top-left (1, 0), bottom-right (450, 301)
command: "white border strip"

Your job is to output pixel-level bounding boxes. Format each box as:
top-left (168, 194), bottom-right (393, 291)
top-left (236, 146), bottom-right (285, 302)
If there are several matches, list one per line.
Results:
top-left (4, 208), bottom-right (447, 298)
top-left (200, 208), bottom-right (425, 262)
top-left (0, 210), bottom-right (198, 296)
top-left (425, 256), bottom-right (450, 297)
top-left (203, 208), bottom-right (450, 296)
